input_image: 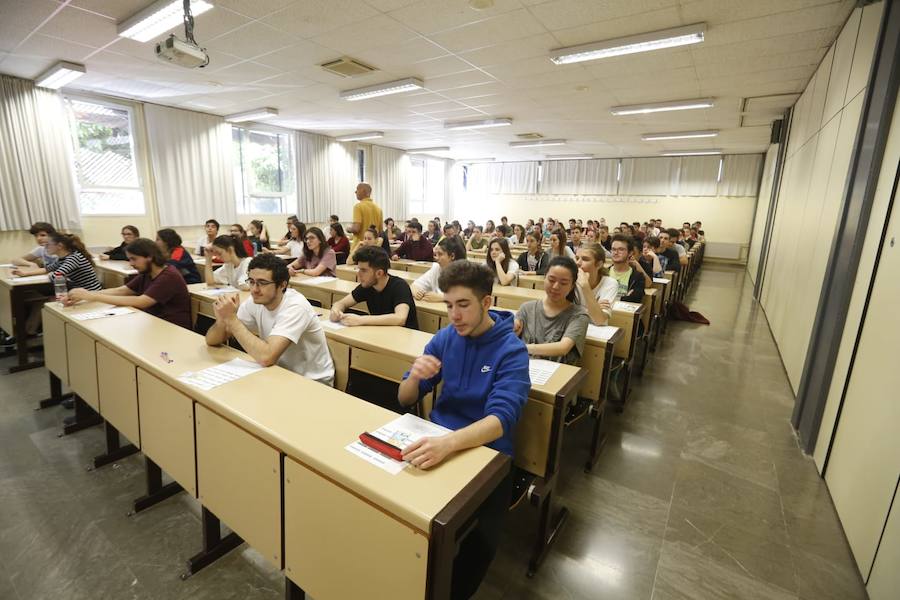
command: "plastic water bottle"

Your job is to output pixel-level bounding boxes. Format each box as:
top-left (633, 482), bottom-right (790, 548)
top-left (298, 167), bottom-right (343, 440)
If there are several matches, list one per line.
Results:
top-left (52, 272), bottom-right (68, 304)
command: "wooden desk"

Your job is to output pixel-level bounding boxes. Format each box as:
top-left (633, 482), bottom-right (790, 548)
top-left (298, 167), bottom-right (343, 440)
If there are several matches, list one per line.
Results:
top-left (0, 268), bottom-right (51, 373)
top-left (93, 259), bottom-right (137, 288)
top-left (390, 259), bottom-right (434, 274)
top-left (336, 264), bottom-right (419, 284)
top-left (42, 301), bottom-right (508, 598)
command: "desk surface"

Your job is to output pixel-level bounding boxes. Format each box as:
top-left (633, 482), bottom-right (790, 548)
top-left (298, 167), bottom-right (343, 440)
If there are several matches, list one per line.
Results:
top-left (0, 267), bottom-right (53, 288)
top-left (45, 300), bottom-right (498, 534)
top-left (93, 259), bottom-right (138, 276)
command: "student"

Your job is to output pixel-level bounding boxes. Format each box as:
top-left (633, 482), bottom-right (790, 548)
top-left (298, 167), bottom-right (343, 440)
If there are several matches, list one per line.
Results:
top-left (204, 235), bottom-right (251, 290)
top-left (425, 220), bottom-right (441, 244)
top-left (516, 231), bottom-right (550, 276)
top-left (392, 221), bottom-right (434, 262)
top-left (288, 227), bottom-right (337, 277)
top-left (483, 219), bottom-right (495, 235)
top-left (657, 230), bottom-right (683, 273)
top-left (196, 219), bottom-right (219, 257)
top-left (411, 237), bottom-right (467, 302)
top-left (247, 220), bottom-right (270, 254)
top-left (268, 220), bottom-right (305, 257)
top-left (466, 226), bottom-right (487, 251)
top-left (66, 238), bottom-right (192, 330)
top-left (640, 236), bottom-right (664, 279)
top-left (383, 218), bottom-right (402, 242)
top-left (326, 223), bottom-right (350, 257)
top-left (329, 214), bottom-right (340, 226)
top-left (204, 254), bottom-right (334, 385)
top-left (574, 243), bottom-right (618, 325)
top-left (437, 223), bottom-right (456, 243)
top-left (329, 246), bottom-right (418, 329)
top-left (397, 260), bottom-right (528, 599)
top-left (349, 182), bottom-right (383, 252)
top-left (46, 233), bottom-right (102, 292)
top-left (12, 222), bottom-right (58, 272)
top-left (486, 238), bottom-right (518, 286)
top-left (508, 224), bottom-right (526, 245)
top-left (514, 256), bottom-right (590, 365)
top-left (100, 225), bottom-right (139, 260)
top-left (345, 229), bottom-right (381, 266)
top-left (229, 223), bottom-right (256, 257)
top-left (548, 228), bottom-right (576, 260)
top-left (156, 228), bottom-right (202, 284)
top-left (598, 225), bottom-right (612, 252)
top-left (279, 216), bottom-right (301, 244)
top-left (608, 235), bottom-right (646, 303)
top-left (568, 226), bottom-right (585, 253)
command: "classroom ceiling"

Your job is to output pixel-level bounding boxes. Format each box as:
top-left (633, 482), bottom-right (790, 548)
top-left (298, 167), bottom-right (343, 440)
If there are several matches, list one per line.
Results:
top-left (0, 0), bottom-right (855, 161)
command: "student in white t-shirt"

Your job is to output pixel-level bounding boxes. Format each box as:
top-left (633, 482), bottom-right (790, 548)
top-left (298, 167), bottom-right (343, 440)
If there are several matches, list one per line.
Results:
top-left (205, 253), bottom-right (334, 386)
top-left (574, 242), bottom-right (618, 325)
top-left (204, 235), bottom-right (251, 290)
top-left (11, 222), bottom-right (59, 273)
top-left (411, 237), bottom-right (467, 302)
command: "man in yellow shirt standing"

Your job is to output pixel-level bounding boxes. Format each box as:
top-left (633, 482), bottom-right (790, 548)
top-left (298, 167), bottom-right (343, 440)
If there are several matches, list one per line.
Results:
top-left (349, 182), bottom-right (383, 253)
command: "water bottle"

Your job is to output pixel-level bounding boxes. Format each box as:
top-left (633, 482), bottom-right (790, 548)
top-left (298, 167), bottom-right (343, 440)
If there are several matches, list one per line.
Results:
top-left (52, 272), bottom-right (68, 304)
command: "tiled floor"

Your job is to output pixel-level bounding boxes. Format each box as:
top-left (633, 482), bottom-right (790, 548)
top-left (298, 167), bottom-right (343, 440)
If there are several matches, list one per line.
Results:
top-left (0, 263), bottom-right (867, 599)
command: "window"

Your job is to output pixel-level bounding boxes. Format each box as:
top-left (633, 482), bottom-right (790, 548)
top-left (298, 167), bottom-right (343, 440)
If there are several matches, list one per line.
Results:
top-left (357, 148), bottom-right (366, 182)
top-left (232, 127), bottom-right (296, 214)
top-left (409, 158), bottom-right (445, 215)
top-left (65, 98), bottom-right (145, 215)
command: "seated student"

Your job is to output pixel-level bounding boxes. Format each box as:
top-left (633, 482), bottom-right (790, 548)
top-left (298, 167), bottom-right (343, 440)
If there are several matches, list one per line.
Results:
top-left (196, 219), bottom-right (219, 257)
top-left (288, 227), bottom-right (337, 278)
top-left (508, 224), bottom-right (526, 245)
top-left (267, 220), bottom-right (305, 257)
top-left (229, 223), bottom-right (256, 257)
top-left (205, 254), bottom-right (334, 386)
top-left (425, 220), bottom-right (441, 244)
top-left (568, 226), bottom-right (585, 253)
top-left (66, 238), bottom-right (192, 329)
top-left (466, 226), bottom-right (487, 251)
top-left (383, 218), bottom-right (403, 242)
top-left (397, 260), bottom-right (529, 599)
top-left (326, 223), bottom-right (350, 257)
top-left (667, 227), bottom-right (689, 265)
top-left (574, 243), bottom-right (618, 325)
top-left (548, 228), bottom-right (576, 260)
top-left (598, 225), bottom-right (612, 252)
top-left (100, 225), bottom-right (139, 260)
top-left (641, 236), bottom-right (664, 278)
top-left (608, 234), bottom-right (646, 302)
top-left (247, 219), bottom-right (270, 254)
top-left (12, 222), bottom-right (59, 272)
top-left (204, 235), bottom-right (251, 290)
top-left (483, 219), bottom-right (495, 235)
top-left (657, 230), bottom-right (682, 273)
top-left (392, 221), bottom-right (434, 262)
top-left (46, 233), bottom-right (102, 292)
top-left (516, 231), bottom-right (550, 276)
top-left (486, 238), bottom-right (518, 286)
top-left (345, 229), bottom-right (381, 266)
top-left (329, 214), bottom-right (340, 226)
top-left (514, 257), bottom-right (590, 365)
top-left (156, 228), bottom-right (202, 284)
top-left (411, 237), bottom-right (467, 302)
top-left (329, 246), bottom-right (417, 329)
top-left (278, 215), bottom-right (301, 244)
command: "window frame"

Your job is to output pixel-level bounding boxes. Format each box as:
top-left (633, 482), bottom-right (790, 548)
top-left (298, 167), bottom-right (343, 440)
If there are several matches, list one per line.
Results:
top-left (232, 123), bottom-right (297, 215)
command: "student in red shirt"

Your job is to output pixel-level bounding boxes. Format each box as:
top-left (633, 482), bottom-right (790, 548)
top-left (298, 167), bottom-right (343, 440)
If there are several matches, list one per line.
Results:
top-left (229, 223), bottom-right (256, 256)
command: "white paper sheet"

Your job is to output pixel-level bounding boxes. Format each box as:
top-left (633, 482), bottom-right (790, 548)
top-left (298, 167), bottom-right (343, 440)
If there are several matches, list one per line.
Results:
top-left (586, 324), bottom-right (619, 341)
top-left (529, 358), bottom-right (561, 385)
top-left (652, 277), bottom-right (670, 284)
top-left (300, 276), bottom-right (336, 285)
top-left (202, 286), bottom-right (240, 296)
top-left (0, 263), bottom-right (14, 268)
top-left (319, 319), bottom-right (346, 330)
top-left (346, 414), bottom-right (452, 475)
top-left (345, 441), bottom-right (407, 475)
top-left (71, 307), bottom-right (134, 321)
top-left (613, 301), bottom-right (640, 313)
top-left (177, 358), bottom-right (263, 391)
top-left (8, 275), bottom-right (49, 283)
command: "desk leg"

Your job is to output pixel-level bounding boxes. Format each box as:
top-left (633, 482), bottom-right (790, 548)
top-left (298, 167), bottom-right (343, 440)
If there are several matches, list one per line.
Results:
top-left (37, 372), bottom-right (72, 410)
top-left (285, 578), bottom-right (306, 600)
top-left (131, 457), bottom-right (183, 514)
top-left (90, 421), bottom-right (139, 470)
top-left (182, 506), bottom-right (244, 579)
top-left (585, 344), bottom-right (615, 472)
top-left (59, 396), bottom-right (103, 436)
top-left (8, 288), bottom-right (44, 374)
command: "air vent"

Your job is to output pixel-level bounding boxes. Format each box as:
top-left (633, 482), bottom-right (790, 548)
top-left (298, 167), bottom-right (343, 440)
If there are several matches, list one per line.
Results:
top-left (320, 57), bottom-right (377, 78)
top-left (516, 132), bottom-right (544, 140)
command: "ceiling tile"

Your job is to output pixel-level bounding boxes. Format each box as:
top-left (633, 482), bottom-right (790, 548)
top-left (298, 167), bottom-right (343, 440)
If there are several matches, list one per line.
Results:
top-left (261, 0), bottom-right (379, 39)
top-left (0, 0), bottom-right (61, 53)
top-left (458, 33), bottom-right (559, 68)
top-left (353, 36), bottom-right (450, 71)
top-left (13, 33), bottom-right (97, 63)
top-left (0, 53), bottom-right (55, 78)
top-left (703, 2), bottom-right (855, 47)
top-left (309, 14), bottom-right (419, 55)
top-left (387, 0), bottom-right (525, 36)
top-left (528, 0), bottom-right (679, 32)
top-left (251, 40), bottom-right (338, 71)
top-left (428, 9), bottom-right (547, 54)
top-left (37, 6), bottom-right (119, 49)
top-left (551, 7), bottom-right (683, 46)
top-left (212, 0), bottom-right (299, 19)
top-left (205, 22), bottom-right (299, 60)
top-left (66, 0), bottom-right (150, 22)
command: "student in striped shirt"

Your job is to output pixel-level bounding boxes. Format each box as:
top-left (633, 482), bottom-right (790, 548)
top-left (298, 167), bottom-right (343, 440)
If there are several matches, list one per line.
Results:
top-left (47, 233), bottom-right (102, 292)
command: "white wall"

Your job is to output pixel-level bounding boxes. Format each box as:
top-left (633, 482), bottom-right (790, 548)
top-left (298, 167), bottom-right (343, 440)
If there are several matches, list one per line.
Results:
top-left (449, 193), bottom-right (757, 260)
top-left (758, 3), bottom-right (882, 393)
top-left (747, 144), bottom-right (779, 283)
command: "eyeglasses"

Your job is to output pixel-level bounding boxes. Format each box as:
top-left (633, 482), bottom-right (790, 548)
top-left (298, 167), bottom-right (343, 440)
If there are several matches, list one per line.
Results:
top-left (245, 278), bottom-right (276, 288)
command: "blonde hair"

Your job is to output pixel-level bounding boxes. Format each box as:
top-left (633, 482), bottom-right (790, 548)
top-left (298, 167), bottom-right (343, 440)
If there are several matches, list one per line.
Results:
top-left (578, 242), bottom-right (607, 278)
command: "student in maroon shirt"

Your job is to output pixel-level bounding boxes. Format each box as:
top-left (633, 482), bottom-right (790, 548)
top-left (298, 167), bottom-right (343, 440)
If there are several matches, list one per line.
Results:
top-left (65, 238), bottom-right (192, 330)
top-left (391, 221), bottom-right (434, 262)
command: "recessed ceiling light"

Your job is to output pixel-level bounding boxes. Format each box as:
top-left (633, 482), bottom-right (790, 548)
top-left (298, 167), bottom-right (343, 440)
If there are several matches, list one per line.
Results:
top-left (444, 117), bottom-right (512, 130)
top-left (336, 131), bottom-right (384, 141)
top-left (118, 0), bottom-right (213, 43)
top-left (340, 77), bottom-right (425, 101)
top-left (642, 129), bottom-right (719, 141)
top-left (35, 61), bottom-right (86, 89)
top-left (224, 107), bottom-right (278, 123)
top-left (610, 98), bottom-right (714, 115)
top-left (468, 0), bottom-right (495, 10)
top-left (407, 146), bottom-right (450, 153)
top-left (544, 154), bottom-right (594, 160)
top-left (660, 149), bottom-right (722, 156)
top-left (509, 139), bottom-right (566, 148)
top-left (550, 23), bottom-right (706, 65)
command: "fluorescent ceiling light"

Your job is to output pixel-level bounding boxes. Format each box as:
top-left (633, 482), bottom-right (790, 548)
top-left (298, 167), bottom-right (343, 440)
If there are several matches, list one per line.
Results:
top-left (118, 0), bottom-right (214, 43)
top-left (550, 23), bottom-right (706, 65)
top-left (340, 77), bottom-right (424, 101)
top-left (642, 129), bottom-right (719, 141)
top-left (459, 157), bottom-right (495, 163)
top-left (35, 61), bottom-right (86, 89)
top-left (336, 131), bottom-right (384, 141)
top-left (610, 98), bottom-right (714, 116)
top-left (224, 107), bottom-right (278, 122)
top-left (509, 139), bottom-right (566, 148)
top-left (407, 146), bottom-right (450, 153)
top-left (660, 149), bottom-right (722, 156)
top-left (544, 154), bottom-right (594, 160)
top-left (444, 117), bottom-right (512, 130)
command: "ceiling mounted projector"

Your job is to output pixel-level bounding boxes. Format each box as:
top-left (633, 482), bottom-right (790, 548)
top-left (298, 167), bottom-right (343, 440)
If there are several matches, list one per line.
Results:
top-left (154, 0), bottom-right (209, 68)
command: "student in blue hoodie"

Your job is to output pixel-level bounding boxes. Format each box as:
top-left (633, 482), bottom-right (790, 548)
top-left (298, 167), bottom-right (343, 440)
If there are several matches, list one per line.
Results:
top-left (398, 259), bottom-right (530, 600)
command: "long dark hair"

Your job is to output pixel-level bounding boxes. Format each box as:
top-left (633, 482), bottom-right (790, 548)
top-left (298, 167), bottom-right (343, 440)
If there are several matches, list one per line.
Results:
top-left (249, 219), bottom-right (270, 249)
top-left (156, 228), bottom-right (182, 253)
top-left (437, 236), bottom-right (467, 262)
top-left (303, 227), bottom-right (327, 260)
top-left (122, 225), bottom-right (140, 237)
top-left (288, 219), bottom-right (306, 242)
top-left (330, 223), bottom-right (346, 239)
top-left (550, 228), bottom-right (568, 257)
top-left (486, 238), bottom-right (512, 275)
top-left (213, 234), bottom-right (248, 258)
top-left (547, 256), bottom-right (578, 302)
top-left (50, 232), bottom-right (94, 263)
